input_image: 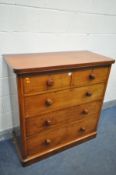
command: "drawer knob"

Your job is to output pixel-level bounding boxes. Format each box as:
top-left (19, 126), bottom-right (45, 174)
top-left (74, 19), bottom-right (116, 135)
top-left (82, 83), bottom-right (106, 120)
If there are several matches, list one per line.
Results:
top-left (45, 120), bottom-right (52, 126)
top-left (47, 79), bottom-right (54, 86)
top-left (45, 99), bottom-right (53, 106)
top-left (86, 91), bottom-right (92, 97)
top-left (82, 109), bottom-right (89, 115)
top-left (89, 74), bottom-right (96, 80)
top-left (80, 127), bottom-right (86, 132)
top-left (45, 139), bottom-right (51, 145)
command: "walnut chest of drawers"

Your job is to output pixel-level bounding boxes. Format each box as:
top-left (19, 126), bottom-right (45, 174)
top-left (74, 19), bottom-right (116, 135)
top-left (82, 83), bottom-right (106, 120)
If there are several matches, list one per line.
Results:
top-left (4, 51), bottom-right (115, 166)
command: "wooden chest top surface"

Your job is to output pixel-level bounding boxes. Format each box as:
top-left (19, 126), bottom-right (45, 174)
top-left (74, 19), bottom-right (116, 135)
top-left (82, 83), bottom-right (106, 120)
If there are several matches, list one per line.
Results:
top-left (4, 51), bottom-right (115, 74)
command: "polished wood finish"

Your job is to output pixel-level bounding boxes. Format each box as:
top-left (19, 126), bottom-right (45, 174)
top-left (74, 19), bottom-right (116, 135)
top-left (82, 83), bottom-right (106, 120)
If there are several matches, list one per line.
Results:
top-left (16, 77), bottom-right (27, 158)
top-left (4, 51), bottom-right (114, 74)
top-left (27, 114), bottom-right (98, 156)
top-left (23, 67), bottom-right (108, 95)
top-left (25, 101), bottom-right (101, 137)
top-left (4, 51), bottom-right (115, 166)
top-left (72, 67), bottom-right (109, 87)
top-left (24, 83), bottom-right (105, 117)
top-left (14, 131), bottom-right (97, 166)
top-left (23, 72), bottom-right (71, 94)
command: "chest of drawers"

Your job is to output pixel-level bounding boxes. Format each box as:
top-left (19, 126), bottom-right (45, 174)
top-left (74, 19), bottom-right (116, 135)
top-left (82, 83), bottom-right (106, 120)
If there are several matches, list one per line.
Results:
top-left (4, 51), bottom-right (115, 166)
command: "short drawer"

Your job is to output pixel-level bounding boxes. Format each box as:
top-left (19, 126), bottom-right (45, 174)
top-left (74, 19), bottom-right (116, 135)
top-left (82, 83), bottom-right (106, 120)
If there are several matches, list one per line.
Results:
top-left (72, 67), bottom-right (109, 87)
top-left (24, 83), bottom-right (105, 117)
top-left (23, 72), bottom-right (71, 94)
top-left (27, 114), bottom-right (98, 156)
top-left (25, 101), bottom-right (102, 137)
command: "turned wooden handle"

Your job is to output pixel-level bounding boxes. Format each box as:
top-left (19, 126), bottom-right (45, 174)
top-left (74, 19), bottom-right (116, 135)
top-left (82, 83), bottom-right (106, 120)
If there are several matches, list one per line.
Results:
top-left (82, 109), bottom-right (89, 115)
top-left (47, 79), bottom-right (54, 86)
top-left (86, 91), bottom-right (93, 97)
top-left (89, 74), bottom-right (96, 80)
top-left (45, 99), bottom-right (53, 106)
top-left (45, 139), bottom-right (51, 145)
top-left (45, 120), bottom-right (52, 126)
top-left (80, 127), bottom-right (86, 132)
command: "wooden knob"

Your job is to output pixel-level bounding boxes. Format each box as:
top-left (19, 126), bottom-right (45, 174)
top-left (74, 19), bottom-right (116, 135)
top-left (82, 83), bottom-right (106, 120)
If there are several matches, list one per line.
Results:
top-left (82, 109), bottom-right (89, 115)
top-left (45, 139), bottom-right (51, 145)
top-left (47, 79), bottom-right (54, 86)
top-left (80, 127), bottom-right (86, 132)
top-left (86, 91), bottom-right (92, 97)
top-left (89, 74), bottom-right (96, 80)
top-left (45, 120), bottom-right (52, 126)
top-left (45, 99), bottom-right (53, 106)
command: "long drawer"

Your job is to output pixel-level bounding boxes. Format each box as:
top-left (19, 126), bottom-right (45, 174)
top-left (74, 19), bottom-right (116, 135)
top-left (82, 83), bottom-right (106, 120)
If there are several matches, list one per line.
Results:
top-left (25, 101), bottom-right (102, 137)
top-left (27, 113), bottom-right (98, 156)
top-left (24, 83), bottom-right (105, 117)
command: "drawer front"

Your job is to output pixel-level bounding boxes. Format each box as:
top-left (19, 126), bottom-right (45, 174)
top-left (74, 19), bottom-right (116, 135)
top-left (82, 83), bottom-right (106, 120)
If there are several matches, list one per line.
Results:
top-left (27, 114), bottom-right (98, 156)
top-left (72, 67), bottom-right (109, 87)
top-left (24, 83), bottom-right (105, 117)
top-left (26, 101), bottom-right (102, 137)
top-left (23, 72), bottom-right (71, 94)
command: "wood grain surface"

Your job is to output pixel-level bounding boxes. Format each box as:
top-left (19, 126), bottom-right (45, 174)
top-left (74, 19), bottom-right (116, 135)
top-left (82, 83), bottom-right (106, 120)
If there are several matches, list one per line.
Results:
top-left (25, 101), bottom-right (102, 137)
top-left (4, 51), bottom-right (115, 74)
top-left (24, 83), bottom-right (105, 117)
top-left (27, 114), bottom-right (98, 156)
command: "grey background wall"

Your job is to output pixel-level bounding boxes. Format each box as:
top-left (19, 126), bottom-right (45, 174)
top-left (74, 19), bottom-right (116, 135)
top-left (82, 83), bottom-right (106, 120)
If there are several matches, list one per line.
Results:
top-left (0, 0), bottom-right (116, 133)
